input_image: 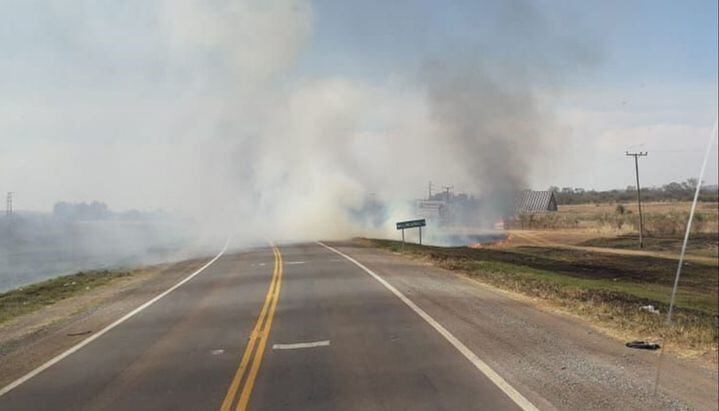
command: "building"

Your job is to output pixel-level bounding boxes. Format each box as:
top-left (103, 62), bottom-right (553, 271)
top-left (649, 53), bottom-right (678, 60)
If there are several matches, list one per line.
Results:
top-left (513, 190), bottom-right (558, 214)
top-left (415, 200), bottom-right (448, 221)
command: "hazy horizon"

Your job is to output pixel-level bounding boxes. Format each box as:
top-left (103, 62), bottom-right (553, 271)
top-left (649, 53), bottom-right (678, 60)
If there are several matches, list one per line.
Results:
top-left (1, 0), bottom-right (717, 241)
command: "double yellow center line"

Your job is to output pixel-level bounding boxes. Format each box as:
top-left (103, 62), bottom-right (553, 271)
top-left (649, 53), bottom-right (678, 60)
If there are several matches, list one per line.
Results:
top-left (221, 245), bottom-right (283, 411)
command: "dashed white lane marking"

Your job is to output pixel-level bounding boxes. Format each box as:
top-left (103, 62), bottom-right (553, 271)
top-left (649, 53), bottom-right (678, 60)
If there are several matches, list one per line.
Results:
top-left (284, 261), bottom-right (306, 265)
top-left (211, 349), bottom-right (225, 356)
top-left (317, 242), bottom-right (539, 411)
top-left (272, 340), bottom-right (331, 350)
top-left (0, 238), bottom-right (231, 398)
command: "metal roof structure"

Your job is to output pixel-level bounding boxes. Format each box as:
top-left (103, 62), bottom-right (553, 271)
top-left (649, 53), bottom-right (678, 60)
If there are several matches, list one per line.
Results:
top-left (513, 190), bottom-right (558, 214)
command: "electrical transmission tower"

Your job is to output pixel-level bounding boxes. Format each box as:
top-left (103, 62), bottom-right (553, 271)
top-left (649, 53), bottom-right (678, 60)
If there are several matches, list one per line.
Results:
top-left (626, 152), bottom-right (648, 248)
top-left (6, 192), bottom-right (13, 216)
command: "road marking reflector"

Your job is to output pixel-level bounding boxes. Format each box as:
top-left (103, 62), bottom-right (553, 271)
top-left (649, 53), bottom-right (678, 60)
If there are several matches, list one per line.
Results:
top-left (272, 340), bottom-right (330, 350)
top-left (317, 242), bottom-right (540, 411)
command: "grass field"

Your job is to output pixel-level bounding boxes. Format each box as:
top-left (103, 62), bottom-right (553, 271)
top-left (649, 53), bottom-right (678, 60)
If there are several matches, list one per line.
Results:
top-left (514, 201), bottom-right (719, 236)
top-left (368, 238), bottom-right (718, 358)
top-left (559, 201), bottom-right (719, 214)
top-left (0, 269), bottom-right (138, 325)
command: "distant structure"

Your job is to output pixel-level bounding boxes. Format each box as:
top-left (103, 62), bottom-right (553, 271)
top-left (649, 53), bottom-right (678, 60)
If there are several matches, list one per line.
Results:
top-left (416, 200), bottom-right (448, 220)
top-left (513, 190), bottom-right (558, 214)
top-left (6, 192), bottom-right (13, 216)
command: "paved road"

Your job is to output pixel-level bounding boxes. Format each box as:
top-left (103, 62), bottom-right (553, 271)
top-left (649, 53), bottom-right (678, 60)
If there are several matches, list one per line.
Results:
top-left (0, 243), bottom-right (524, 410)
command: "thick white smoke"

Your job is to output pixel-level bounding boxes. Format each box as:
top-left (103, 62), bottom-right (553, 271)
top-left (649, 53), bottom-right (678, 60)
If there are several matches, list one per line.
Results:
top-left (0, 0), bottom-right (588, 250)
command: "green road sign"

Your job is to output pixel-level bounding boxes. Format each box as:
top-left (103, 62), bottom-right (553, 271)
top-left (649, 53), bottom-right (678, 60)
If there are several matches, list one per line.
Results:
top-left (396, 219), bottom-right (426, 230)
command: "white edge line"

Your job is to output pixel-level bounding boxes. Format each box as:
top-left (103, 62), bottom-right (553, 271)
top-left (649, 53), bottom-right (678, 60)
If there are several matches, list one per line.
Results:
top-left (316, 242), bottom-right (539, 411)
top-left (0, 238), bottom-right (231, 398)
top-left (272, 340), bottom-right (331, 350)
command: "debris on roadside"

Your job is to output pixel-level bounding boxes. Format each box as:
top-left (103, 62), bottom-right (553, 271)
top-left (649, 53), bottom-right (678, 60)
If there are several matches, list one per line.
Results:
top-left (625, 340), bottom-right (661, 350)
top-left (67, 330), bottom-right (92, 337)
top-left (639, 305), bottom-right (660, 315)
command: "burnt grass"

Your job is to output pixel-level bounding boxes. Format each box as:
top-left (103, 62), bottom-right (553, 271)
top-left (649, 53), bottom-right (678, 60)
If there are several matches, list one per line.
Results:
top-left (503, 246), bottom-right (717, 291)
top-left (367, 238), bottom-right (718, 352)
top-left (386, 241), bottom-right (717, 292)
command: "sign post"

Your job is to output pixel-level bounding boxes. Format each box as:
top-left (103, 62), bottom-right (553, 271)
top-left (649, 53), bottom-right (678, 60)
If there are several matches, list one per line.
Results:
top-left (396, 219), bottom-right (426, 247)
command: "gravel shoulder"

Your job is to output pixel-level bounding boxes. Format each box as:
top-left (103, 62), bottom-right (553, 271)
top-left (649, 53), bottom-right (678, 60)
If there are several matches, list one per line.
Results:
top-left (331, 240), bottom-right (718, 410)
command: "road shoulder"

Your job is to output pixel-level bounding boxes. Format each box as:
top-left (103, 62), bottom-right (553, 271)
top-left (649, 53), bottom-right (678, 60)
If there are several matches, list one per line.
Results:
top-left (329, 241), bottom-right (718, 410)
top-left (0, 257), bottom-right (208, 388)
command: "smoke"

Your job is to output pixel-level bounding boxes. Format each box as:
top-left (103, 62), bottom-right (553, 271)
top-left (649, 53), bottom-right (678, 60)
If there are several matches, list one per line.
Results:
top-left (418, 0), bottom-right (597, 223)
top-left (424, 58), bottom-right (543, 222)
top-left (0, 0), bottom-right (595, 269)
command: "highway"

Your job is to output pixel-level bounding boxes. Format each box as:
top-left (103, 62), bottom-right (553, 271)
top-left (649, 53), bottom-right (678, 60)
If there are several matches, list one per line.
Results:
top-left (0, 243), bottom-right (527, 411)
top-left (2, 242), bottom-right (714, 410)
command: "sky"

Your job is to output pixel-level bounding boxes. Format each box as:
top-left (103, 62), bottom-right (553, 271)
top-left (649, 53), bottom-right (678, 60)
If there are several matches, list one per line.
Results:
top-left (300, 0), bottom-right (718, 192)
top-left (0, 0), bottom-right (717, 217)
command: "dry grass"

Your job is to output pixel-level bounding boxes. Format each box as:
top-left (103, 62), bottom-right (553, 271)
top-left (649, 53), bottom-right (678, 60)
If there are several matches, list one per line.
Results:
top-left (516, 202), bottom-right (718, 234)
top-left (559, 201), bottom-right (719, 214)
top-left (0, 269), bottom-right (139, 325)
top-left (503, 201), bottom-right (719, 262)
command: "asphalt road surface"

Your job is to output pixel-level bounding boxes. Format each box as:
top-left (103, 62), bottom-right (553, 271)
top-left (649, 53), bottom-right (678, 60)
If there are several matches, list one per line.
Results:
top-left (0, 243), bottom-right (529, 411)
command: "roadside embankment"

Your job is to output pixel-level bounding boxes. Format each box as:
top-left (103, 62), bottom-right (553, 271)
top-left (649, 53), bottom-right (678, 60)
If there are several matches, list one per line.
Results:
top-left (1, 269), bottom-right (138, 325)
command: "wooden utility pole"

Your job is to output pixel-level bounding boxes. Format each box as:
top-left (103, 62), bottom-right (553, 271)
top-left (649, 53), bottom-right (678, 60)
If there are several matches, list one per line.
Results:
top-left (626, 152), bottom-right (648, 248)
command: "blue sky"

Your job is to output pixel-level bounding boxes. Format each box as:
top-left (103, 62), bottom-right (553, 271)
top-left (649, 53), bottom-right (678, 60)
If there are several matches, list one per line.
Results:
top-left (299, 1), bottom-right (717, 85)
top-left (296, 0), bottom-right (718, 191)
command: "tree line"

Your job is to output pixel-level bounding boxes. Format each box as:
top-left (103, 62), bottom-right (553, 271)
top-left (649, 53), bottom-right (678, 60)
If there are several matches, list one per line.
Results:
top-left (548, 179), bottom-right (719, 205)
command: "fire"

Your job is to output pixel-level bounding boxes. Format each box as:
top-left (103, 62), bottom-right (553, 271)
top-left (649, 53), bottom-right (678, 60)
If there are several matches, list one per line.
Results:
top-left (468, 234), bottom-right (513, 249)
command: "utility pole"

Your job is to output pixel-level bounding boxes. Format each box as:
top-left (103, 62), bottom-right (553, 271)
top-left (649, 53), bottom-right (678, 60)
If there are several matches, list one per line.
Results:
top-left (6, 192), bottom-right (13, 216)
top-left (442, 185), bottom-right (453, 203)
top-left (441, 185), bottom-right (454, 226)
top-left (626, 152), bottom-right (648, 248)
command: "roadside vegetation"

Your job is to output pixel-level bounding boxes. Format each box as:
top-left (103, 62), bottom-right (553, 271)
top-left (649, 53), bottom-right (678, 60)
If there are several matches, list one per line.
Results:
top-left (550, 179), bottom-right (718, 204)
top-left (0, 269), bottom-right (137, 325)
top-left (368, 238), bottom-right (718, 357)
top-left (509, 201), bottom-right (718, 236)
